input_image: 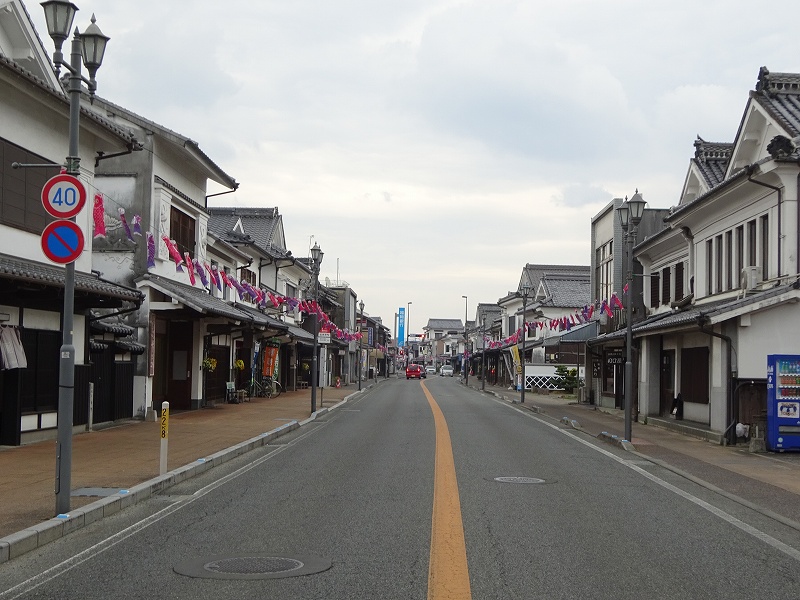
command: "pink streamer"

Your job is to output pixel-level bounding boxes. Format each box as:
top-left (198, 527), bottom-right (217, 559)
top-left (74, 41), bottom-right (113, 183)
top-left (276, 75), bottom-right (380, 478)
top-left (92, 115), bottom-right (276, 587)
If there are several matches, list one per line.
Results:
top-left (93, 194), bottom-right (106, 239)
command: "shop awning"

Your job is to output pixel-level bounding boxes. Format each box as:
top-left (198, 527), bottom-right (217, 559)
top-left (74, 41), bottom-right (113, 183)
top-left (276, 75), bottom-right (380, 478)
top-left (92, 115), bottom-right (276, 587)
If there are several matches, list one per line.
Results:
top-left (284, 323), bottom-right (315, 345)
top-left (137, 274), bottom-right (254, 322)
top-left (0, 255), bottom-right (144, 310)
top-left (233, 303), bottom-right (289, 335)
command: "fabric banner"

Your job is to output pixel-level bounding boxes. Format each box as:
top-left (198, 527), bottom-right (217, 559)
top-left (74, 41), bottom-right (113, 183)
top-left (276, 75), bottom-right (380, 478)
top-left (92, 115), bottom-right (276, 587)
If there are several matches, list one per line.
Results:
top-left (262, 345), bottom-right (279, 378)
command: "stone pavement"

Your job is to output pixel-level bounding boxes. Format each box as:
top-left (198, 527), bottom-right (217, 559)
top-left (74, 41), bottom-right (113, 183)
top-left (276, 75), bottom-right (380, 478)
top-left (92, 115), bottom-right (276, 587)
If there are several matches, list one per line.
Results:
top-left (466, 379), bottom-right (800, 529)
top-left (0, 383), bottom-right (357, 558)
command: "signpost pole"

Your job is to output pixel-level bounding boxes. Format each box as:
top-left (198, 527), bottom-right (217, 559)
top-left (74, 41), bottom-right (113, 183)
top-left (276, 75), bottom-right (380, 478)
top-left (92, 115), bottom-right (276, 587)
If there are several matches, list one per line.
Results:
top-left (54, 32), bottom-right (84, 516)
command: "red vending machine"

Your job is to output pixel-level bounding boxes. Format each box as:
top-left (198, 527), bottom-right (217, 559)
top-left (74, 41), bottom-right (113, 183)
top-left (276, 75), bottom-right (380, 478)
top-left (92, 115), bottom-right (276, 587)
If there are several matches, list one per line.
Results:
top-left (766, 354), bottom-right (800, 452)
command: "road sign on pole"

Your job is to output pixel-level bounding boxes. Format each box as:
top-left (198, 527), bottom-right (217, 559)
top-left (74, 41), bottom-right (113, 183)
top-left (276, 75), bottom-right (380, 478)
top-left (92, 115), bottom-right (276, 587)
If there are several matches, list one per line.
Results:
top-left (41, 220), bottom-right (84, 265)
top-left (41, 173), bottom-right (87, 219)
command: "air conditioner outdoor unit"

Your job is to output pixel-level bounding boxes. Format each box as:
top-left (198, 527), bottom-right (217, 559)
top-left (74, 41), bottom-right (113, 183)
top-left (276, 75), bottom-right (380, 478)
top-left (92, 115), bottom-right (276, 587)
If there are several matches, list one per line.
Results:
top-left (740, 266), bottom-right (762, 291)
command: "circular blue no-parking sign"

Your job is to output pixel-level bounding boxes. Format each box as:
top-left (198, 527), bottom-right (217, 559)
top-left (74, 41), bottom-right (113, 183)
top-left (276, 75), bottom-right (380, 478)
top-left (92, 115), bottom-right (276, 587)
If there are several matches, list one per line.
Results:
top-left (41, 220), bottom-right (84, 264)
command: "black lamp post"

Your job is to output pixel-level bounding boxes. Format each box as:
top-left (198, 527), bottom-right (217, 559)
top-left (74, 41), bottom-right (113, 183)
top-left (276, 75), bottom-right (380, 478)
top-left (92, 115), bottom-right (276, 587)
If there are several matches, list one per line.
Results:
top-left (481, 315), bottom-right (487, 392)
top-left (519, 282), bottom-right (531, 404)
top-left (358, 299), bottom-right (364, 391)
top-left (462, 295), bottom-right (468, 384)
top-left (41, 0), bottom-right (109, 516)
top-left (406, 301), bottom-right (412, 366)
top-left (310, 242), bottom-right (323, 413)
top-left (617, 191), bottom-right (647, 442)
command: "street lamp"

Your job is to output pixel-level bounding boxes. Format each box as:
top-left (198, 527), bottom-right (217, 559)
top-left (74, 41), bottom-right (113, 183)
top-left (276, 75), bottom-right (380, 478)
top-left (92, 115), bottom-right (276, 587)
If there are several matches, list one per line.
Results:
top-left (41, 0), bottom-right (109, 516)
top-left (406, 301), bottom-right (412, 366)
top-left (519, 282), bottom-right (531, 404)
top-left (617, 191), bottom-right (647, 443)
top-left (310, 242), bottom-right (323, 413)
top-left (481, 315), bottom-right (487, 392)
top-left (462, 295), bottom-right (468, 384)
top-left (358, 300), bottom-right (364, 391)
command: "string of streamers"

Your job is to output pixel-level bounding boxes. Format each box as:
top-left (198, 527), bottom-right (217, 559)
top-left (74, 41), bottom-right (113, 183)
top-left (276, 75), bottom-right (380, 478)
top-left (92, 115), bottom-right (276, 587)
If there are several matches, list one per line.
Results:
top-left (484, 292), bottom-right (625, 350)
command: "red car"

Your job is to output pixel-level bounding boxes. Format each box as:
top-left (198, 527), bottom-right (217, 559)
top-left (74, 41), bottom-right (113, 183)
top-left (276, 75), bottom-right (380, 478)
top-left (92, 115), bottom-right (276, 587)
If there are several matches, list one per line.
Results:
top-left (406, 364), bottom-right (422, 379)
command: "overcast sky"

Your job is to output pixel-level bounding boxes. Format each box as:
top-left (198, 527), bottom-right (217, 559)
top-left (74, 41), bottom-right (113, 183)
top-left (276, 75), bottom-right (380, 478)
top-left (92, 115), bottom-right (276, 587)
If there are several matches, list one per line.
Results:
top-left (29, 1), bottom-right (800, 336)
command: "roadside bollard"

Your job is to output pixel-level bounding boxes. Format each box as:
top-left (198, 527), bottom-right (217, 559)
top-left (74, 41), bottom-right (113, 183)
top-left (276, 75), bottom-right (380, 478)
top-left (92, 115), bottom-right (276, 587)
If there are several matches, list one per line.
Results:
top-left (159, 401), bottom-right (169, 475)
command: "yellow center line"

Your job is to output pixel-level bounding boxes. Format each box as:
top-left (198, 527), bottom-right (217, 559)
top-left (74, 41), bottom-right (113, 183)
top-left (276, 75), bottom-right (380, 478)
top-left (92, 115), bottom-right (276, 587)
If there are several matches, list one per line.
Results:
top-left (421, 381), bottom-right (472, 600)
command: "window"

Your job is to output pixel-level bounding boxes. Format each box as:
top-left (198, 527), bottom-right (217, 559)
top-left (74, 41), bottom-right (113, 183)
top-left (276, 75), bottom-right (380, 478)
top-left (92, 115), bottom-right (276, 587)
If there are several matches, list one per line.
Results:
top-left (596, 241), bottom-right (613, 302)
top-left (747, 219), bottom-right (757, 267)
top-left (760, 215), bottom-right (769, 280)
top-left (725, 231), bottom-right (733, 290)
top-left (285, 283), bottom-right (296, 299)
top-left (0, 137), bottom-right (55, 234)
top-left (210, 261), bottom-right (220, 298)
top-left (650, 271), bottom-right (660, 308)
top-left (170, 206), bottom-right (196, 257)
top-left (675, 262), bottom-right (684, 300)
top-left (706, 239), bottom-right (713, 295)
top-left (736, 225), bottom-right (744, 277)
top-left (223, 267), bottom-right (231, 301)
top-left (715, 235), bottom-right (723, 293)
top-left (240, 268), bottom-right (257, 302)
top-left (662, 266), bottom-right (671, 305)
top-left (507, 316), bottom-right (515, 337)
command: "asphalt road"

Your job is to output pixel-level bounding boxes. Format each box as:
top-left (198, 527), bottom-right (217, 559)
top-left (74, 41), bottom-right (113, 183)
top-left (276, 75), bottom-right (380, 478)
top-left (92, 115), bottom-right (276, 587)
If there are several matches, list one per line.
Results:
top-left (2, 377), bottom-right (800, 599)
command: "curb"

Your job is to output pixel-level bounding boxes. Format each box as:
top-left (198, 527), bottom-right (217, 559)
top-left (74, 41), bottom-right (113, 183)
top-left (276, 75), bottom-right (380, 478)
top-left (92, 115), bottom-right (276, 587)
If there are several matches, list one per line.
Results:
top-left (0, 394), bottom-right (360, 565)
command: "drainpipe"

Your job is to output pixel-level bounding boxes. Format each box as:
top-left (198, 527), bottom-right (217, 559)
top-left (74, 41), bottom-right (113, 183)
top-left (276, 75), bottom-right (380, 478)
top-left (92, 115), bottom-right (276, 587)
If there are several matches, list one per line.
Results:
top-left (747, 166), bottom-right (781, 278)
top-left (697, 315), bottom-right (736, 445)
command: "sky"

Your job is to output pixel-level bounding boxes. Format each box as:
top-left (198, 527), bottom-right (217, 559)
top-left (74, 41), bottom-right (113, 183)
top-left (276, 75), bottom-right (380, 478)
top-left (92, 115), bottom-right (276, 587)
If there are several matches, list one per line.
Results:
top-left (28, 0), bottom-right (800, 338)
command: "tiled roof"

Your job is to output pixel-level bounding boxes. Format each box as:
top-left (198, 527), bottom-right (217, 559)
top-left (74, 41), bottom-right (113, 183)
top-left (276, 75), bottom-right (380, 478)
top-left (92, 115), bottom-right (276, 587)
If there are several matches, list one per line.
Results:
top-left (754, 67), bottom-right (800, 137)
top-left (593, 281), bottom-right (799, 342)
top-left (524, 264), bottom-right (590, 289)
top-left (0, 56), bottom-right (138, 145)
top-left (137, 274), bottom-right (252, 322)
top-left (425, 319), bottom-right (464, 330)
top-left (90, 319), bottom-right (135, 336)
top-left (540, 273), bottom-right (591, 308)
top-left (0, 255), bottom-right (143, 302)
top-left (91, 96), bottom-right (237, 189)
top-left (692, 137), bottom-right (731, 187)
top-left (208, 207), bottom-right (285, 256)
top-left (114, 337), bottom-right (146, 354)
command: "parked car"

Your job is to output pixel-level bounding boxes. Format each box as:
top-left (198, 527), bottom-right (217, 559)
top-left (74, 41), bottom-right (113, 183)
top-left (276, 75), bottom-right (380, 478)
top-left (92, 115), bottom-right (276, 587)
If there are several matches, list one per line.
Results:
top-left (440, 365), bottom-right (454, 376)
top-left (406, 364), bottom-right (422, 379)
top-left (425, 366), bottom-right (437, 375)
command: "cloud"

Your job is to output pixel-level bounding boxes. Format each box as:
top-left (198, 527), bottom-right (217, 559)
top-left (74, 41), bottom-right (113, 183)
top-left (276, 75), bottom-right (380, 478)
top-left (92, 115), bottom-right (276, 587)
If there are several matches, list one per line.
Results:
top-left (553, 185), bottom-right (614, 208)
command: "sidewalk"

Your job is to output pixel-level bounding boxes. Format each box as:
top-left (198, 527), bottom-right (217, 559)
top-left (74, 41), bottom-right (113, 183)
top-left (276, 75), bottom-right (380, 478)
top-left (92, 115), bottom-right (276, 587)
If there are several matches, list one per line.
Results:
top-left (467, 379), bottom-right (800, 528)
top-left (0, 383), bottom-right (359, 549)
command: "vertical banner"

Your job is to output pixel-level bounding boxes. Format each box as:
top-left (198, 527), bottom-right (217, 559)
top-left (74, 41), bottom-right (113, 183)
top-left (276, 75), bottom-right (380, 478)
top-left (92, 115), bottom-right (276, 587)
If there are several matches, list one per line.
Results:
top-left (262, 343), bottom-right (280, 378)
top-left (398, 307), bottom-right (406, 347)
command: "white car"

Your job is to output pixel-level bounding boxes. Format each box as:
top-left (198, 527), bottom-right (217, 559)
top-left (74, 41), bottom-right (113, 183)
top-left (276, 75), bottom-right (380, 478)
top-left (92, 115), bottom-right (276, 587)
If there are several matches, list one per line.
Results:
top-left (440, 365), bottom-right (454, 377)
top-left (425, 366), bottom-right (437, 375)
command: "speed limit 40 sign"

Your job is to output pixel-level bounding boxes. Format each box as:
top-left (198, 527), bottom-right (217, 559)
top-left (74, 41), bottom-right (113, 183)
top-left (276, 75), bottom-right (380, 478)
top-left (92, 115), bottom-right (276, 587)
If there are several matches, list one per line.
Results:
top-left (41, 173), bottom-right (87, 219)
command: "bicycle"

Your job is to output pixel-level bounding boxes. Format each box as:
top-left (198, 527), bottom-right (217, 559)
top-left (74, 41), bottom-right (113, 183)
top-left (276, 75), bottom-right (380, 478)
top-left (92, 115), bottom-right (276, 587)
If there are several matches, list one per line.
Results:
top-left (249, 377), bottom-right (283, 399)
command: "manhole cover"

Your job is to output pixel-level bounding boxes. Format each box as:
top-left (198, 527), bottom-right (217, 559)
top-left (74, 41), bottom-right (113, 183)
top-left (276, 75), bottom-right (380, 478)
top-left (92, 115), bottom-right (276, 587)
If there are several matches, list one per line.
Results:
top-left (494, 476), bottom-right (546, 484)
top-left (174, 554), bottom-right (331, 580)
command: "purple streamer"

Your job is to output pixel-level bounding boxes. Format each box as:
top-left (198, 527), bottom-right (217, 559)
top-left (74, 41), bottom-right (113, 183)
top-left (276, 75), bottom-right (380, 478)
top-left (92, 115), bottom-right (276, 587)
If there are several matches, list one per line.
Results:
top-left (146, 232), bottom-right (156, 269)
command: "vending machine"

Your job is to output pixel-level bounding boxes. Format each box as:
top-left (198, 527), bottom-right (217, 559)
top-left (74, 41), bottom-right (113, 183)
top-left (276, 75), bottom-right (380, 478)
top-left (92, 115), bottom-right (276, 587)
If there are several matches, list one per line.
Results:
top-left (766, 354), bottom-right (800, 452)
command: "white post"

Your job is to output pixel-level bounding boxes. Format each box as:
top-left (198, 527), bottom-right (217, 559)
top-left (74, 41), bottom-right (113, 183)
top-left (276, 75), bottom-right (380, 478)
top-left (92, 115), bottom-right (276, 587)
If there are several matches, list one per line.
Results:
top-left (159, 401), bottom-right (169, 475)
